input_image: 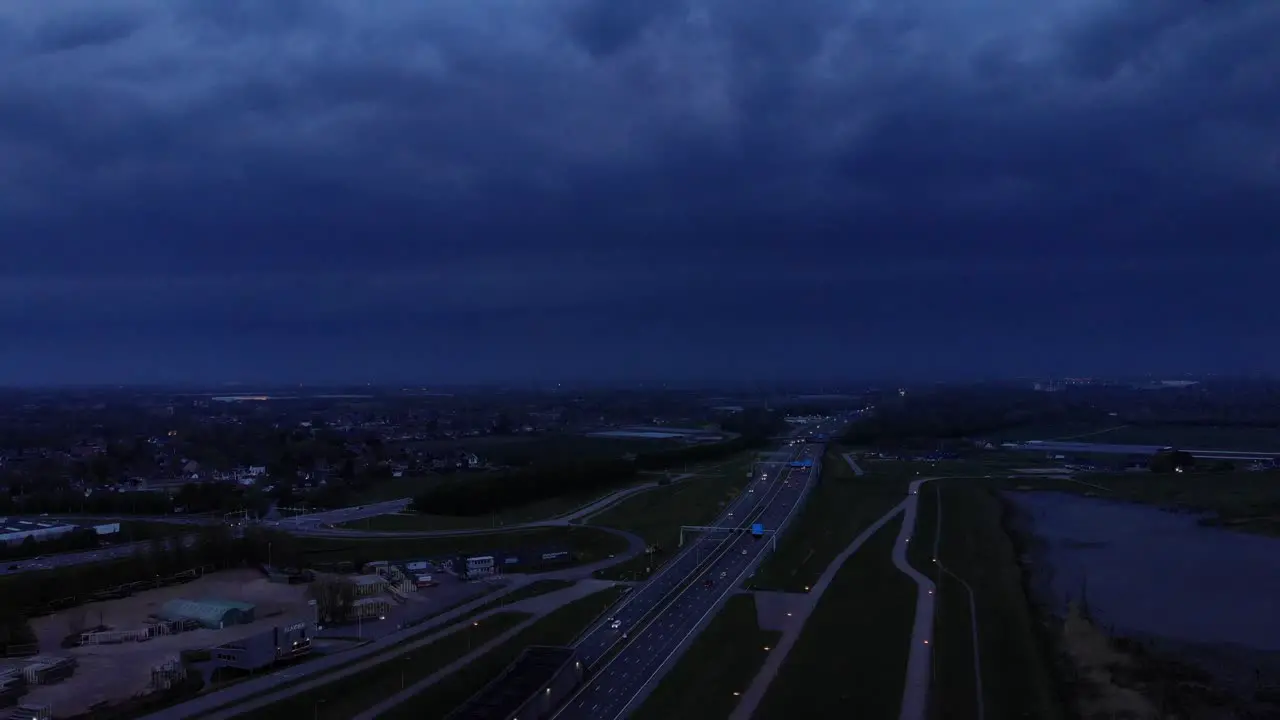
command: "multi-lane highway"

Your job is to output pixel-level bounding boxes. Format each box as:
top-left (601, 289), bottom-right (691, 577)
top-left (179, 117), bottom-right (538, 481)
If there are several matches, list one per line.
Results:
top-left (569, 446), bottom-right (805, 668)
top-left (555, 441), bottom-right (823, 720)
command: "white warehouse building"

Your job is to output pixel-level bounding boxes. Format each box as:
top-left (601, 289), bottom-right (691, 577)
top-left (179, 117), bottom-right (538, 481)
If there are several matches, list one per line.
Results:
top-left (0, 518), bottom-right (79, 546)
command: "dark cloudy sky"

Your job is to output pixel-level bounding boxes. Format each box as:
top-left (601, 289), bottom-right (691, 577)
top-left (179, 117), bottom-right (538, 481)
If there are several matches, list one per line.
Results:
top-left (2, 1), bottom-right (1277, 386)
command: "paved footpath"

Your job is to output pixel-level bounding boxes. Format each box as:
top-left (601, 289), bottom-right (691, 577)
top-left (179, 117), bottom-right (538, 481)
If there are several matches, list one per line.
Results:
top-left (731, 474), bottom-right (951, 720)
top-left (729, 499), bottom-right (907, 720)
top-left (841, 453), bottom-right (866, 476)
top-left (893, 478), bottom-right (939, 720)
top-left (351, 580), bottom-right (615, 720)
top-left (197, 581), bottom-right (615, 720)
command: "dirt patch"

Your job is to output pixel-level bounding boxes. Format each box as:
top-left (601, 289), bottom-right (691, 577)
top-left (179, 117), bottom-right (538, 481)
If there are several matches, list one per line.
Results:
top-left (1060, 603), bottom-right (1159, 719)
top-left (25, 569), bottom-right (313, 716)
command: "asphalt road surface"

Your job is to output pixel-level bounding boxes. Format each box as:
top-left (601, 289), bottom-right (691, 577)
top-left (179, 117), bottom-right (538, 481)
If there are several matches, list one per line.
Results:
top-left (0, 500), bottom-right (411, 575)
top-left (3, 421), bottom-right (847, 576)
top-left (555, 443), bottom-right (822, 720)
top-left (0, 534), bottom-right (202, 575)
top-left (570, 448), bottom-right (804, 668)
top-left (895, 477), bottom-right (939, 720)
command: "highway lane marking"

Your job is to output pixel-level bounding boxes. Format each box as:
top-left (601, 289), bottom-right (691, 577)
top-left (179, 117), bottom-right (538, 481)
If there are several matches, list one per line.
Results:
top-left (601, 453), bottom-right (820, 720)
top-left (556, 443), bottom-right (819, 713)
top-left (554, 454), bottom-right (805, 719)
top-left (572, 453), bottom-right (802, 667)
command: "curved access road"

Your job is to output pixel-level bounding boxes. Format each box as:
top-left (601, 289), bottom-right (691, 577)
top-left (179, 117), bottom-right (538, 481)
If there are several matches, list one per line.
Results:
top-left (0, 477), bottom-right (685, 576)
top-left (894, 477), bottom-right (940, 720)
top-left (289, 472), bottom-right (698, 539)
top-left (295, 523), bottom-right (649, 577)
top-left (730, 475), bottom-right (945, 720)
top-left (729, 497), bottom-right (907, 720)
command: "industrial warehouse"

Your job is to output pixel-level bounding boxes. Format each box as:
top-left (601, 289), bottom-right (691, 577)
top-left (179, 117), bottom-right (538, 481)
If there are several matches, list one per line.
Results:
top-left (207, 620), bottom-right (314, 672)
top-left (0, 518), bottom-right (120, 546)
top-left (158, 598), bottom-right (258, 629)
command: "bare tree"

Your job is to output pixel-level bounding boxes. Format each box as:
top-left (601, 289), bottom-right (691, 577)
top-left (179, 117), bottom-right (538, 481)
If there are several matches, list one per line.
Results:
top-left (66, 608), bottom-right (90, 636)
top-left (307, 575), bottom-right (357, 623)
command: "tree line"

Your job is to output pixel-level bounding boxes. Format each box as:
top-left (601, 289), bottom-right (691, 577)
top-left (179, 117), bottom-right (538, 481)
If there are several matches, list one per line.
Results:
top-left (410, 432), bottom-right (774, 517)
top-left (0, 480), bottom-right (269, 517)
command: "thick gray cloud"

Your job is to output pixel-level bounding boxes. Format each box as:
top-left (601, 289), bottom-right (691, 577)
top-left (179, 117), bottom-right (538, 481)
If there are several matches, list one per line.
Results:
top-left (1, 0), bottom-right (1278, 372)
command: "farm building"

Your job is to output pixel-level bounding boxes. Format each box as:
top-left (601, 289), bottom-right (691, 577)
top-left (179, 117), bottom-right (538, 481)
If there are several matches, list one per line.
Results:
top-left (157, 599), bottom-right (256, 629)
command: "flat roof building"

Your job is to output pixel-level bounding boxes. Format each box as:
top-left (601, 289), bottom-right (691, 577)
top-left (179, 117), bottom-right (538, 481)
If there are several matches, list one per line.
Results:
top-left (211, 620), bottom-right (314, 672)
top-left (158, 599), bottom-right (256, 629)
top-left (0, 519), bottom-right (78, 546)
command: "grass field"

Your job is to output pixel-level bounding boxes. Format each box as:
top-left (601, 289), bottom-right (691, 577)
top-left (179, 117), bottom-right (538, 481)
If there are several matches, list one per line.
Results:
top-left (233, 611), bottom-right (531, 720)
top-left (1060, 425), bottom-right (1280, 452)
top-left (1005, 469), bottom-right (1280, 536)
top-left (455, 579), bottom-right (575, 620)
top-left (632, 594), bottom-right (779, 720)
top-left (343, 482), bottom-right (649, 533)
top-left (913, 482), bottom-right (1065, 720)
top-left (991, 422), bottom-right (1130, 443)
top-left (353, 475), bottom-right (444, 503)
top-left (588, 454), bottom-right (756, 581)
top-left (751, 447), bottom-right (911, 592)
top-left (753, 513), bottom-right (914, 720)
top-left (286, 525), bottom-right (631, 568)
top-left (468, 434), bottom-right (683, 465)
top-left (380, 585), bottom-right (629, 719)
